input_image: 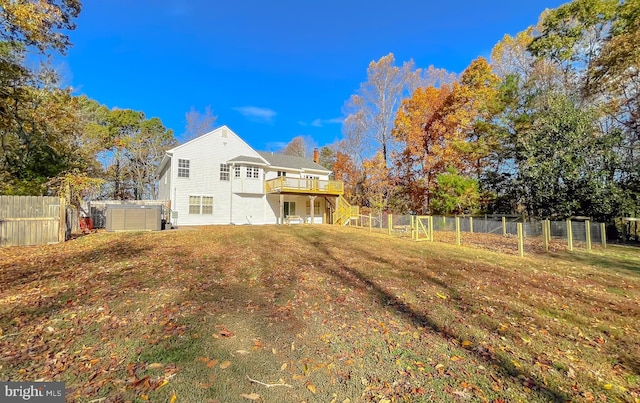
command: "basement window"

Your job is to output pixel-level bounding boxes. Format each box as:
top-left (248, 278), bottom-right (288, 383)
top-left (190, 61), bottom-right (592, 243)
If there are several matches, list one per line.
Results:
top-left (306, 200), bottom-right (320, 215)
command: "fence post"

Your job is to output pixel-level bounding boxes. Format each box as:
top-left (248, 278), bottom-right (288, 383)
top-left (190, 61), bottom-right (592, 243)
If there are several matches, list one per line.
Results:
top-left (600, 222), bottom-right (607, 248)
top-left (502, 217), bottom-right (507, 237)
top-left (469, 217), bottom-right (474, 233)
top-left (59, 197), bottom-right (67, 242)
top-left (546, 220), bottom-right (551, 244)
top-left (429, 216), bottom-right (434, 242)
top-left (517, 223), bottom-right (524, 257)
top-left (369, 213), bottom-right (372, 232)
top-left (585, 220), bottom-right (592, 252)
top-left (388, 214), bottom-right (393, 236)
top-left (411, 215), bottom-right (415, 240)
top-left (566, 218), bottom-right (574, 251)
top-left (543, 220), bottom-right (549, 252)
top-left (455, 216), bottom-right (461, 246)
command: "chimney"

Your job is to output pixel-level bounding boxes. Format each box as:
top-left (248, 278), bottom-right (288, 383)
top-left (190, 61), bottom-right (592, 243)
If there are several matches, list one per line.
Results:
top-left (313, 148), bottom-right (319, 164)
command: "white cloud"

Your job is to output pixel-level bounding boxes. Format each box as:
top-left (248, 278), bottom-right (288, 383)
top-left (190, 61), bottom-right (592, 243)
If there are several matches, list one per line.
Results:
top-left (233, 106), bottom-right (277, 123)
top-left (299, 117), bottom-right (343, 128)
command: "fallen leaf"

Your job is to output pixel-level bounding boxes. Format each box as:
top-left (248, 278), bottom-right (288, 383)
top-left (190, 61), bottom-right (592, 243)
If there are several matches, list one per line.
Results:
top-left (147, 363), bottom-right (164, 369)
top-left (436, 292), bottom-right (447, 299)
top-left (235, 350), bottom-right (250, 355)
top-left (219, 360), bottom-right (231, 369)
top-left (169, 392), bottom-right (177, 403)
top-left (307, 382), bottom-right (317, 394)
top-left (155, 379), bottom-right (169, 390)
top-left (280, 363), bottom-right (287, 371)
top-left (216, 325), bottom-right (235, 338)
top-left (207, 359), bottom-right (219, 368)
top-left (240, 393), bottom-right (260, 400)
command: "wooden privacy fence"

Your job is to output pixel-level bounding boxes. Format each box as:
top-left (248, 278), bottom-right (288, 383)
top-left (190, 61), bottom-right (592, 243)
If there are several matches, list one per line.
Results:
top-left (0, 196), bottom-right (68, 247)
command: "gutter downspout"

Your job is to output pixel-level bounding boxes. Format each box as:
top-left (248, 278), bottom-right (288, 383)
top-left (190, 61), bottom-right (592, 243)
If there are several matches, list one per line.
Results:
top-left (229, 163), bottom-right (234, 224)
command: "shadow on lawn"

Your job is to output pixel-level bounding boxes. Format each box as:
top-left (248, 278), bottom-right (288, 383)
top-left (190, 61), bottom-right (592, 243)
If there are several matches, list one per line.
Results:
top-left (297, 230), bottom-right (571, 402)
top-left (549, 249), bottom-right (640, 275)
top-left (329, 263), bottom-right (568, 401)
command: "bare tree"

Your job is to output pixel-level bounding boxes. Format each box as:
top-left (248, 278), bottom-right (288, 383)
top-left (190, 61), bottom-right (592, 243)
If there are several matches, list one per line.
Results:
top-left (281, 136), bottom-right (307, 157)
top-left (184, 105), bottom-right (217, 141)
top-left (342, 53), bottom-right (420, 166)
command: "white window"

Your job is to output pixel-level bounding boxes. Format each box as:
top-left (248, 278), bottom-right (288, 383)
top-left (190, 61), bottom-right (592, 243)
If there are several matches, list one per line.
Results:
top-left (178, 159), bottom-right (189, 178)
top-left (304, 175), bottom-right (319, 179)
top-left (246, 166), bottom-right (259, 179)
top-left (189, 196), bottom-right (213, 214)
top-left (277, 171), bottom-right (286, 177)
top-left (234, 165), bottom-right (241, 178)
top-left (189, 196), bottom-right (200, 214)
top-left (201, 196), bottom-right (213, 214)
top-left (306, 200), bottom-right (320, 215)
top-left (220, 164), bottom-right (229, 181)
top-left (284, 201), bottom-right (296, 217)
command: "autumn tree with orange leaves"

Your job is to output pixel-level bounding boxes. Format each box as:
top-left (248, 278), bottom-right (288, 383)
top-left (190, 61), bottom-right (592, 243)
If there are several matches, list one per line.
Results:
top-left (391, 57), bottom-right (501, 214)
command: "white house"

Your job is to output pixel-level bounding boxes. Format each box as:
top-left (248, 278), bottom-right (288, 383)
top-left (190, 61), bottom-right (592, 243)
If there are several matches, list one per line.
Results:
top-left (157, 126), bottom-right (352, 226)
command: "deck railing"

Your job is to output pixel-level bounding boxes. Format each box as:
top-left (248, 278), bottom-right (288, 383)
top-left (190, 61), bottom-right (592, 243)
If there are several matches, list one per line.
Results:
top-left (332, 195), bottom-right (359, 225)
top-left (265, 177), bottom-right (344, 195)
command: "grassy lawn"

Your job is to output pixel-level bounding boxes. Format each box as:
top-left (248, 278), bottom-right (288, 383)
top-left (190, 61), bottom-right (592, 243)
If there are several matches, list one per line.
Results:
top-left (1, 225), bottom-right (639, 402)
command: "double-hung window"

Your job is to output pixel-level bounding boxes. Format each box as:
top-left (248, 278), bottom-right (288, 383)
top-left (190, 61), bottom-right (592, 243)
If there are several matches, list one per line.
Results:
top-left (189, 196), bottom-right (213, 214)
top-left (220, 164), bottom-right (230, 181)
top-left (178, 159), bottom-right (189, 178)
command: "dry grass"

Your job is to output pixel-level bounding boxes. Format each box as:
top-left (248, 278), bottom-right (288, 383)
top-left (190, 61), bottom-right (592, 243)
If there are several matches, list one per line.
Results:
top-left (0, 225), bottom-right (638, 402)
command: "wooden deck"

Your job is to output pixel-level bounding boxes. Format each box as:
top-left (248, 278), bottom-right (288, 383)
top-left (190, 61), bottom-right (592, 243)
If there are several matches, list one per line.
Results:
top-left (265, 177), bottom-right (344, 195)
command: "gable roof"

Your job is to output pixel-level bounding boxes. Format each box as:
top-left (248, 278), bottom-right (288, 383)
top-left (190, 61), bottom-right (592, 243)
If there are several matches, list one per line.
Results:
top-left (258, 152), bottom-right (330, 173)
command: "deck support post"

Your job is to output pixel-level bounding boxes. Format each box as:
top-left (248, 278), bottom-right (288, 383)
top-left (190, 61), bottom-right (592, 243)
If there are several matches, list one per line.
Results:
top-left (309, 195), bottom-right (316, 225)
top-left (279, 194), bottom-right (284, 225)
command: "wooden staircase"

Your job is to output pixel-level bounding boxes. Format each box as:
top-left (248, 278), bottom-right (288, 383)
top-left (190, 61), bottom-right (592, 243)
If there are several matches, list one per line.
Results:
top-left (332, 195), bottom-right (359, 226)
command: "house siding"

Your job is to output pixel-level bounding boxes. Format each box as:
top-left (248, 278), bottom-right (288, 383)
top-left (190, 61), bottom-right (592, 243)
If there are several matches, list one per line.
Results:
top-left (161, 126), bottom-right (333, 226)
top-left (158, 164), bottom-right (171, 202)
top-left (168, 127), bottom-right (265, 226)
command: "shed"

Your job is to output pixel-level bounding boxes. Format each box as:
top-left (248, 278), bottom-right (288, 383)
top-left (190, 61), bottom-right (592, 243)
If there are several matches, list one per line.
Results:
top-left (105, 204), bottom-right (162, 232)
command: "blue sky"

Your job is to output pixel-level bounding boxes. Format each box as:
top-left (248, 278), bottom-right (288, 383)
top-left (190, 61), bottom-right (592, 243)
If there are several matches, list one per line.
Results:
top-left (60, 0), bottom-right (565, 151)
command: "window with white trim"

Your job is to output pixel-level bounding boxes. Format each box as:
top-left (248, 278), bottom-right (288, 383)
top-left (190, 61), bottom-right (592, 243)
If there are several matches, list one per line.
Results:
top-left (189, 196), bottom-right (200, 214)
top-left (201, 196), bottom-right (213, 214)
top-left (277, 171), bottom-right (286, 177)
top-left (306, 200), bottom-right (320, 215)
top-left (220, 164), bottom-right (229, 181)
top-left (189, 196), bottom-right (213, 214)
top-left (246, 166), bottom-right (259, 179)
top-left (178, 159), bottom-right (189, 178)
top-left (284, 201), bottom-right (296, 217)
top-left (234, 165), bottom-right (241, 178)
